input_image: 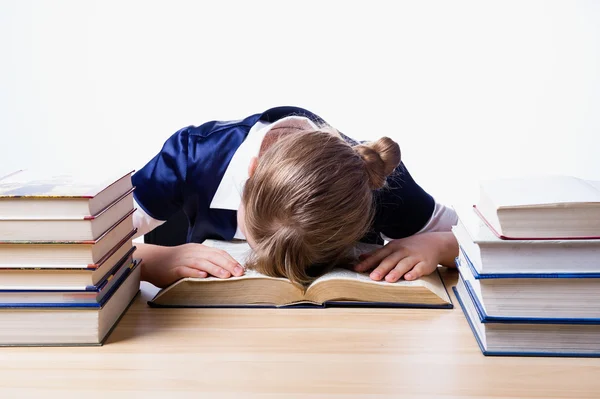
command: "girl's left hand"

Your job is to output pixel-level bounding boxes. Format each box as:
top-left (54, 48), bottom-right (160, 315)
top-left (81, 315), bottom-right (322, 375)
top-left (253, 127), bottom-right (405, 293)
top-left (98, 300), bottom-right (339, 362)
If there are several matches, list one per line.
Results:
top-left (352, 232), bottom-right (455, 282)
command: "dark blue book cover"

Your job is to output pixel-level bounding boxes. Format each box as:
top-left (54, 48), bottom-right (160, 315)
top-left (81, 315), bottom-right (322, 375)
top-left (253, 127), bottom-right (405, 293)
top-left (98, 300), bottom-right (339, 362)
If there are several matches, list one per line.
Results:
top-left (453, 285), bottom-right (600, 358)
top-left (0, 258), bottom-right (140, 309)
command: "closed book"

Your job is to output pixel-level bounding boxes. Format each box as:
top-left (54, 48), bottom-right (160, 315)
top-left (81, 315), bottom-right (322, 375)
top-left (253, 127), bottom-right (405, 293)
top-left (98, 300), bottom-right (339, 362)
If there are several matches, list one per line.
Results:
top-left (0, 170), bottom-right (133, 218)
top-left (0, 211), bottom-right (134, 268)
top-left (454, 278), bottom-right (600, 357)
top-left (475, 176), bottom-right (600, 239)
top-left (0, 259), bottom-right (141, 346)
top-left (452, 205), bottom-right (600, 274)
top-left (0, 249), bottom-right (136, 306)
top-left (0, 189), bottom-right (135, 241)
top-left (456, 251), bottom-right (600, 320)
top-left (0, 230), bottom-right (136, 289)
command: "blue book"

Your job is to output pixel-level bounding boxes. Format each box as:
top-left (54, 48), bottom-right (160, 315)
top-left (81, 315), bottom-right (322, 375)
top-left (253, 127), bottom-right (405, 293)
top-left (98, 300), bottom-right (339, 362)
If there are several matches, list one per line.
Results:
top-left (0, 259), bottom-right (141, 346)
top-left (149, 240), bottom-right (453, 309)
top-left (453, 279), bottom-right (600, 357)
top-left (456, 250), bottom-right (600, 321)
top-left (0, 247), bottom-right (136, 308)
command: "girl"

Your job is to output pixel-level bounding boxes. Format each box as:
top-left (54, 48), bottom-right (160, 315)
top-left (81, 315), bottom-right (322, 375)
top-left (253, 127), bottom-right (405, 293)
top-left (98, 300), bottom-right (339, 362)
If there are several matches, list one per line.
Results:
top-left (133, 106), bottom-right (458, 288)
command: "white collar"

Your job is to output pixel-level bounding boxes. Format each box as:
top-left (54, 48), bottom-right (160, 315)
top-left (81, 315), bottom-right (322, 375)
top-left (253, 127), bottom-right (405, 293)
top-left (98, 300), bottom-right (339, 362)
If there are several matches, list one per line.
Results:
top-left (209, 116), bottom-right (317, 239)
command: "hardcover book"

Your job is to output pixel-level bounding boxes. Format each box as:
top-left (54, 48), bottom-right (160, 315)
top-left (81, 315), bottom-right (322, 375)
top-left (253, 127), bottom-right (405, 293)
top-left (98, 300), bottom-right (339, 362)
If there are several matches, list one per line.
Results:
top-left (149, 240), bottom-right (453, 309)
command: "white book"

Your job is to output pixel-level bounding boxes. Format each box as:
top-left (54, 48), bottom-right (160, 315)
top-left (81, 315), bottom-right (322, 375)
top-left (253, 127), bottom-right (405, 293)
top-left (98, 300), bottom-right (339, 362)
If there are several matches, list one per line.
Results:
top-left (456, 250), bottom-right (600, 320)
top-left (452, 206), bottom-right (600, 274)
top-left (476, 175), bottom-right (600, 239)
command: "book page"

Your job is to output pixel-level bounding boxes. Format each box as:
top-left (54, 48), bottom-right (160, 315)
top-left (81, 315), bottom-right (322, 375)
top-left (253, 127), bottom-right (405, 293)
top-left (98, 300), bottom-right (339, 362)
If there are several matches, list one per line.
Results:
top-left (306, 267), bottom-right (450, 305)
top-left (311, 267), bottom-right (424, 287)
top-left (204, 239), bottom-right (252, 264)
top-left (480, 176), bottom-right (600, 208)
top-left (168, 239), bottom-right (450, 306)
top-left (201, 239), bottom-right (450, 300)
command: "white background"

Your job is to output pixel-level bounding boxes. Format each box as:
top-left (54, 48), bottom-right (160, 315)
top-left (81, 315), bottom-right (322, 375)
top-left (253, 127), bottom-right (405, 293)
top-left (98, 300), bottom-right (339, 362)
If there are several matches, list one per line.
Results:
top-left (1, 0), bottom-right (599, 206)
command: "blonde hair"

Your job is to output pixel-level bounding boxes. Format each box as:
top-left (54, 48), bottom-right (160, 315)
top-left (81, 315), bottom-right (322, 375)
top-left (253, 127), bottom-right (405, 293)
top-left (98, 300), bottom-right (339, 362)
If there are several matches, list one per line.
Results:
top-left (242, 126), bottom-right (401, 285)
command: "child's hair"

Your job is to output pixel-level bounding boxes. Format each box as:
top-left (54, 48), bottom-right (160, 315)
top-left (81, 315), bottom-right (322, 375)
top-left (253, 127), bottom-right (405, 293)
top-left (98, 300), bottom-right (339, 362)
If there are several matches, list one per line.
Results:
top-left (242, 126), bottom-right (401, 285)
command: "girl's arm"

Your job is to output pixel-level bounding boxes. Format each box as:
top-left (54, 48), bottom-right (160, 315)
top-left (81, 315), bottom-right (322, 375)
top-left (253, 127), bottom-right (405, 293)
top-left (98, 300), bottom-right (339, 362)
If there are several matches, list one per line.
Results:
top-left (132, 127), bottom-right (245, 287)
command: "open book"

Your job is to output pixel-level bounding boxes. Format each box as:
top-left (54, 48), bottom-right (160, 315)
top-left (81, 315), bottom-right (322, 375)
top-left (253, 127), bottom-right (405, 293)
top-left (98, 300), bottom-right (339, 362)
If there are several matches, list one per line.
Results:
top-left (149, 240), bottom-right (452, 309)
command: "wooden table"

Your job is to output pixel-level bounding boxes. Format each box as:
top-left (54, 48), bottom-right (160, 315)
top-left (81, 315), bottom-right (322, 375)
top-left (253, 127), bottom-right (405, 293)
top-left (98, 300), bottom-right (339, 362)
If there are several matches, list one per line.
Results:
top-left (1, 268), bottom-right (599, 398)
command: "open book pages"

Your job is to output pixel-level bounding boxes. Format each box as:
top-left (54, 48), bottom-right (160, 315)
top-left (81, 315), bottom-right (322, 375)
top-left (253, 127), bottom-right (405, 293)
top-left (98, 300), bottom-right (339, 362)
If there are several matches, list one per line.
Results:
top-left (306, 267), bottom-right (450, 305)
top-left (149, 240), bottom-right (452, 308)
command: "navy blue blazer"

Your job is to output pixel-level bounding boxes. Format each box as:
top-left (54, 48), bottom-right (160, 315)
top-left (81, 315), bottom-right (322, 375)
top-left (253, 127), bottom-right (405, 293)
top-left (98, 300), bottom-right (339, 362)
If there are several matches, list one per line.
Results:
top-left (133, 106), bottom-right (435, 245)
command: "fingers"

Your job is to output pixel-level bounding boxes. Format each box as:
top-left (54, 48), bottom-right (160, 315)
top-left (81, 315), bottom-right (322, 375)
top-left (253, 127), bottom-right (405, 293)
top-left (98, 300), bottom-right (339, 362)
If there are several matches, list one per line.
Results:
top-left (174, 266), bottom-right (208, 279)
top-left (404, 262), bottom-right (431, 281)
top-left (186, 258), bottom-right (239, 279)
top-left (203, 249), bottom-right (245, 277)
top-left (177, 244), bottom-right (244, 277)
top-left (353, 246), bottom-right (395, 272)
top-left (384, 257), bottom-right (418, 283)
top-left (368, 252), bottom-right (408, 281)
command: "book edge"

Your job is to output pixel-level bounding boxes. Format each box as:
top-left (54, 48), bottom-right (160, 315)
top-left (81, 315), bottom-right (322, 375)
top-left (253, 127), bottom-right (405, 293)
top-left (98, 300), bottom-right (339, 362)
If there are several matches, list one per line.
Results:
top-left (453, 286), bottom-right (600, 358)
top-left (459, 244), bottom-right (600, 279)
top-left (457, 272), bottom-right (600, 325)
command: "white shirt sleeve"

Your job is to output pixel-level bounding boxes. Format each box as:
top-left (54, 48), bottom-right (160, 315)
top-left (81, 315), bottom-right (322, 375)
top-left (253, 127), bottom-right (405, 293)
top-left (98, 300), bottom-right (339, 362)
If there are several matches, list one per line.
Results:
top-left (416, 201), bottom-right (458, 234)
top-left (133, 198), bottom-right (166, 240)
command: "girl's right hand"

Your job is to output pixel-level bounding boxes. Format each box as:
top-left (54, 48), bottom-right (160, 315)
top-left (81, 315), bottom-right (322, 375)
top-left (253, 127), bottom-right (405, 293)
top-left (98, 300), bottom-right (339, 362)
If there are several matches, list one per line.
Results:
top-left (137, 243), bottom-right (244, 288)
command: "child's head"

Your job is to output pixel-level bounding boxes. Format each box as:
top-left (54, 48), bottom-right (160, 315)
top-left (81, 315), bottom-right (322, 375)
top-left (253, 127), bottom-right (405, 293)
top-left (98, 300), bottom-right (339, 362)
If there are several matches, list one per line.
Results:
top-left (240, 124), bottom-right (400, 285)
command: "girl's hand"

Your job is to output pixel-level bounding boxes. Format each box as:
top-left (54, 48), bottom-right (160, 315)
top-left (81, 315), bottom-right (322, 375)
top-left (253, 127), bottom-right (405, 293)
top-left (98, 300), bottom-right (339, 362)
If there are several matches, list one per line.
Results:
top-left (138, 243), bottom-right (244, 288)
top-left (352, 232), bottom-right (458, 282)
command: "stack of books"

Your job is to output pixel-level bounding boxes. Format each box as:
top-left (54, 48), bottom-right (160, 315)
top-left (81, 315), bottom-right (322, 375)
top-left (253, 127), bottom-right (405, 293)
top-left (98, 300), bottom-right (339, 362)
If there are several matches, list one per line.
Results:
top-left (0, 170), bottom-right (141, 346)
top-left (452, 175), bottom-right (600, 357)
